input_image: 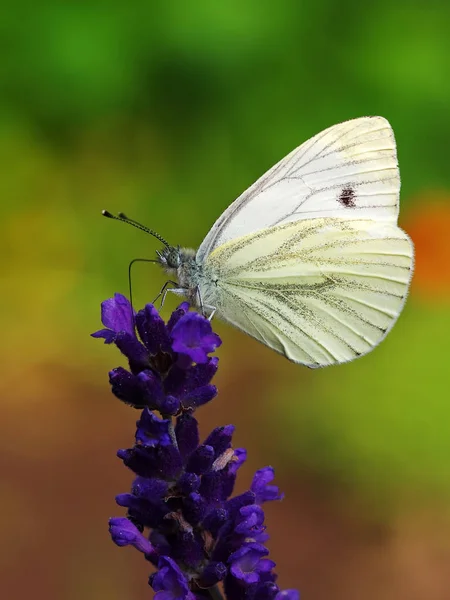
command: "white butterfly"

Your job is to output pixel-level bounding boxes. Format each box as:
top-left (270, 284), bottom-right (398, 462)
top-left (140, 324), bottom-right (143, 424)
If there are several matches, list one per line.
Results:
top-left (105, 117), bottom-right (414, 367)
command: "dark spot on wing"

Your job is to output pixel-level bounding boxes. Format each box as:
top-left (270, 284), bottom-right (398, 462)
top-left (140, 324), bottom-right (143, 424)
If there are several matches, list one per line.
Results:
top-left (338, 186), bottom-right (356, 208)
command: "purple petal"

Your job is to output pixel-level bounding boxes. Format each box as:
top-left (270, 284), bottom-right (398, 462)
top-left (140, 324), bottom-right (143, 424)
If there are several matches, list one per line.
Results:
top-left (199, 470), bottom-right (230, 504)
top-left (171, 313), bottom-right (221, 364)
top-left (135, 409), bottom-right (172, 447)
top-left (182, 385), bottom-right (217, 410)
top-left (225, 491), bottom-right (256, 520)
top-left (175, 414), bottom-right (200, 461)
top-left (185, 444), bottom-right (215, 475)
top-left (102, 294), bottom-right (135, 335)
top-left (131, 476), bottom-right (169, 501)
top-left (118, 444), bottom-right (182, 480)
top-left (202, 507), bottom-right (228, 537)
top-left (91, 328), bottom-right (116, 344)
top-left (136, 304), bottom-right (172, 355)
top-left (229, 448), bottom-right (247, 475)
top-left (228, 543), bottom-right (272, 585)
top-left (251, 467), bottom-right (284, 504)
top-left (137, 370), bottom-right (164, 409)
top-left (169, 529), bottom-right (204, 569)
top-left (177, 472), bottom-right (200, 495)
top-left (158, 395), bottom-right (181, 416)
top-left (115, 493), bottom-right (169, 529)
top-left (115, 332), bottom-right (149, 370)
top-left (151, 556), bottom-right (193, 600)
top-left (183, 492), bottom-right (207, 525)
top-left (218, 469), bottom-right (238, 501)
top-left (183, 358), bottom-right (219, 394)
top-left (203, 425), bottom-right (235, 458)
top-left (109, 367), bottom-right (147, 408)
top-left (235, 505), bottom-right (265, 536)
top-left (180, 346), bottom-right (209, 364)
top-left (165, 359), bottom-right (218, 403)
top-left (166, 302), bottom-right (190, 332)
top-left (257, 558), bottom-right (276, 573)
top-left (109, 517), bottom-right (156, 557)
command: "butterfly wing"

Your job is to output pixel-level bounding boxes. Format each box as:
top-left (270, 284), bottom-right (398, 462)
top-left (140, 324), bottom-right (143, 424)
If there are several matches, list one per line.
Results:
top-left (203, 218), bottom-right (414, 367)
top-left (197, 116), bottom-right (400, 262)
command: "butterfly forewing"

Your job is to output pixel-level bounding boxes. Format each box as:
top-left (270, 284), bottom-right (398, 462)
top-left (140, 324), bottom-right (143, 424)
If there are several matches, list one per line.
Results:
top-left (197, 117), bottom-right (400, 262)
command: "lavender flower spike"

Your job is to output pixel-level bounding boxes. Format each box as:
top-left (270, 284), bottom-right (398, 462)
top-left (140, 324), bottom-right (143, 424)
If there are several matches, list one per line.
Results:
top-left (92, 297), bottom-right (220, 413)
top-left (94, 295), bottom-right (300, 600)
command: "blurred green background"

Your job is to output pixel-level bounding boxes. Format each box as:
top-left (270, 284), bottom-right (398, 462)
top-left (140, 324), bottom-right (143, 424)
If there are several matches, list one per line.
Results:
top-left (1, 2), bottom-right (450, 599)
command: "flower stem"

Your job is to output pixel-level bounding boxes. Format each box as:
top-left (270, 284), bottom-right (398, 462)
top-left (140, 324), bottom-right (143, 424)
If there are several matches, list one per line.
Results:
top-left (208, 585), bottom-right (225, 600)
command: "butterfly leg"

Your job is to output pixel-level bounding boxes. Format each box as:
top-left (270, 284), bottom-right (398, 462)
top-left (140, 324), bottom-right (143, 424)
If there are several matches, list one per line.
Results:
top-left (194, 286), bottom-right (206, 317)
top-left (165, 287), bottom-right (190, 308)
top-left (154, 281), bottom-right (180, 309)
top-left (205, 305), bottom-right (217, 321)
top-left (194, 286), bottom-right (216, 320)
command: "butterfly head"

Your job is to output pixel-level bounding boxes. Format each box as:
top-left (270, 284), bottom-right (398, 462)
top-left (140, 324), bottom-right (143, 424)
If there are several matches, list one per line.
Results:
top-left (156, 246), bottom-right (182, 270)
top-left (157, 245), bottom-right (197, 278)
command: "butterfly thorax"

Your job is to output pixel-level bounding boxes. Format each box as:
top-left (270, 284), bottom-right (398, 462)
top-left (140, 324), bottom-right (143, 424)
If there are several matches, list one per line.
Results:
top-left (157, 246), bottom-right (207, 306)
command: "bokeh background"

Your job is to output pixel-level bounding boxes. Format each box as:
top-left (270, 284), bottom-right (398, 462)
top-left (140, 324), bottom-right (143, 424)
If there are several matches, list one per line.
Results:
top-left (1, 2), bottom-right (450, 599)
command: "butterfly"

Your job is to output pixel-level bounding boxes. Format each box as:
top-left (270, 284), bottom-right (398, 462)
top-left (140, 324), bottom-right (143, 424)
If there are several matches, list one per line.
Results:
top-left (104, 116), bottom-right (414, 368)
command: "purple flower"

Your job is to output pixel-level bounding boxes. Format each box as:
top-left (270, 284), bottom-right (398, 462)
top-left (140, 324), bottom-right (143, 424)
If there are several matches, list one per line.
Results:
top-left (92, 297), bottom-right (220, 412)
top-left (234, 505), bottom-right (268, 542)
top-left (151, 556), bottom-right (195, 600)
top-left (228, 543), bottom-right (276, 585)
top-left (92, 293), bottom-right (135, 343)
top-left (94, 296), bottom-right (300, 600)
top-left (229, 448), bottom-right (247, 475)
top-left (251, 467), bottom-right (284, 504)
top-left (135, 409), bottom-right (172, 447)
top-left (109, 517), bottom-right (156, 557)
top-left (171, 312), bottom-right (222, 364)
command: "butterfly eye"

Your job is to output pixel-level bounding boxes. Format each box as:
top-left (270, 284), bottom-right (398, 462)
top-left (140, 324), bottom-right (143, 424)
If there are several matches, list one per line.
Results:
top-left (158, 247), bottom-right (180, 269)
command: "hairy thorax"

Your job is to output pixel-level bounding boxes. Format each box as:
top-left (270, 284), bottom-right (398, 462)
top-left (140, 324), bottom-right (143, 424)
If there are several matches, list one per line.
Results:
top-left (176, 248), bottom-right (202, 304)
top-left (158, 246), bottom-right (218, 309)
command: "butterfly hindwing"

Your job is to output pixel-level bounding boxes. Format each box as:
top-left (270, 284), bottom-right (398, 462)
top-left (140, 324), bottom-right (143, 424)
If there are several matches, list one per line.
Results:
top-left (203, 218), bottom-right (413, 367)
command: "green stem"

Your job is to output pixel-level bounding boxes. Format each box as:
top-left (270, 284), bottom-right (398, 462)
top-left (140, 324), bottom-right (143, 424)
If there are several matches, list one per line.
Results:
top-left (208, 585), bottom-right (225, 600)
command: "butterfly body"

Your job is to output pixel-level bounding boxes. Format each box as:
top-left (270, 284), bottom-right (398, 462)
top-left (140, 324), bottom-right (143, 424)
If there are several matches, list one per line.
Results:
top-left (153, 116), bottom-right (414, 367)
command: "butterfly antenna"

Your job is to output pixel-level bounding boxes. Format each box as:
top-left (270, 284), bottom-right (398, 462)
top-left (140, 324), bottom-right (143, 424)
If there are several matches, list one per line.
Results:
top-left (102, 210), bottom-right (171, 248)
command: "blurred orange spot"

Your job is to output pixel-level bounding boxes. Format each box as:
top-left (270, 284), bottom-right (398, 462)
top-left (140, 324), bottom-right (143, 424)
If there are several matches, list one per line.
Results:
top-left (403, 194), bottom-right (450, 301)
